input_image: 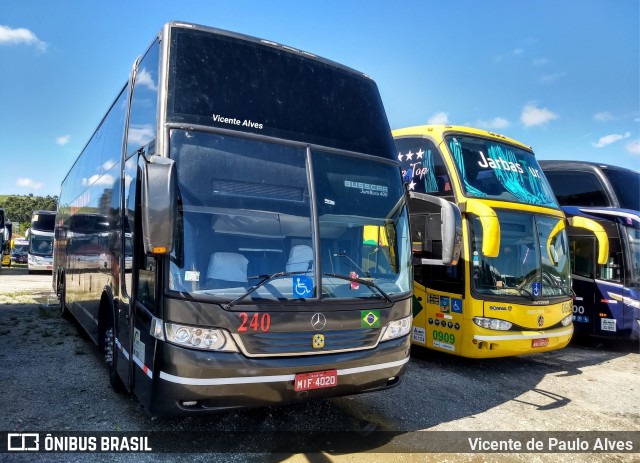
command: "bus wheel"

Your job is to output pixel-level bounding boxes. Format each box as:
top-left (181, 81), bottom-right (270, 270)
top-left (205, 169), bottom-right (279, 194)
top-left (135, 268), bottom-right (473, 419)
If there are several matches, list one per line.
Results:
top-left (104, 321), bottom-right (126, 393)
top-left (58, 276), bottom-right (71, 320)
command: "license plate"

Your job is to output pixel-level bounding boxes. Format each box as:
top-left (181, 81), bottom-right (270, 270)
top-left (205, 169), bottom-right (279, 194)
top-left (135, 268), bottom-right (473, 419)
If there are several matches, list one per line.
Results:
top-left (532, 338), bottom-right (549, 348)
top-left (294, 370), bottom-right (338, 392)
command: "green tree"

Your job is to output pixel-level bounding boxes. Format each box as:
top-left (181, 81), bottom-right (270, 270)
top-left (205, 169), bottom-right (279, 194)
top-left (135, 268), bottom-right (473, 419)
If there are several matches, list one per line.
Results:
top-left (0, 195), bottom-right (58, 235)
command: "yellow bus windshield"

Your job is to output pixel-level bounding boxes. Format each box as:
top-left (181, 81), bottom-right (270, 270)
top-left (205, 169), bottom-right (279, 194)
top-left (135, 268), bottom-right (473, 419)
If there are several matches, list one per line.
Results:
top-left (446, 135), bottom-right (558, 208)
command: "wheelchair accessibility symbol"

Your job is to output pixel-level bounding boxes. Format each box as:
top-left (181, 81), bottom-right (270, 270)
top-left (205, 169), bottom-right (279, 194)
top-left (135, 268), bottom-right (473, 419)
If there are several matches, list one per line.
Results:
top-left (531, 282), bottom-right (542, 297)
top-left (293, 275), bottom-right (313, 298)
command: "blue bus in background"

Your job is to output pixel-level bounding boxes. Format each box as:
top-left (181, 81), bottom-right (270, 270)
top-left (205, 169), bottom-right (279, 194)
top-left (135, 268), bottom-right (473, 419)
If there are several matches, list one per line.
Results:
top-left (540, 161), bottom-right (640, 339)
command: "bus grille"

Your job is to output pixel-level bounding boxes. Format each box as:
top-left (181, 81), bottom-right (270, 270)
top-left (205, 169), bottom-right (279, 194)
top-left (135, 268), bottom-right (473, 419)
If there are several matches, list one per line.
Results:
top-left (234, 328), bottom-right (380, 357)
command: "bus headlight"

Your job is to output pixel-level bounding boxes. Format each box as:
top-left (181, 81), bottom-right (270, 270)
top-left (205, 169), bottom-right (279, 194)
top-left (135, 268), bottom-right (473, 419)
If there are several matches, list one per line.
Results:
top-left (472, 317), bottom-right (512, 331)
top-left (560, 314), bottom-right (573, 326)
top-left (164, 322), bottom-right (239, 352)
top-left (380, 315), bottom-right (412, 341)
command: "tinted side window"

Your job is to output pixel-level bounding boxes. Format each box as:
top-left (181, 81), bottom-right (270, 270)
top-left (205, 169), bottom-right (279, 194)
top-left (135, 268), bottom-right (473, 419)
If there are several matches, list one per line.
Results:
top-left (396, 137), bottom-right (452, 197)
top-left (61, 87), bottom-right (127, 205)
top-left (569, 236), bottom-right (595, 279)
top-left (127, 40), bottom-right (159, 157)
top-left (545, 171), bottom-right (610, 206)
top-left (415, 261), bottom-right (464, 294)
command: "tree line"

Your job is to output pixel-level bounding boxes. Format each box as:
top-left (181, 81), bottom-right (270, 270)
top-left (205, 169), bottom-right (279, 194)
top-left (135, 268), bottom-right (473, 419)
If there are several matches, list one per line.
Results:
top-left (0, 194), bottom-right (58, 235)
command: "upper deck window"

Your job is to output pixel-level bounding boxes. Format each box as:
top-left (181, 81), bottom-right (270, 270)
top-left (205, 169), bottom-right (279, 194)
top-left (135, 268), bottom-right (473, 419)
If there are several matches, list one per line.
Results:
top-left (167, 27), bottom-right (395, 159)
top-left (445, 135), bottom-right (558, 208)
top-left (31, 212), bottom-right (56, 232)
top-left (545, 170), bottom-right (610, 207)
top-left (603, 168), bottom-right (640, 211)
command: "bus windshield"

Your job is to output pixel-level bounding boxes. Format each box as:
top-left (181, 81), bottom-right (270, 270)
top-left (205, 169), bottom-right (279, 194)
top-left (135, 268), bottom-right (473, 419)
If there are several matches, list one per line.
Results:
top-left (446, 135), bottom-right (557, 208)
top-left (626, 226), bottom-right (640, 287)
top-left (168, 130), bottom-right (411, 302)
top-left (13, 243), bottom-right (29, 254)
top-left (168, 27), bottom-right (395, 160)
top-left (470, 210), bottom-right (571, 298)
top-left (30, 234), bottom-right (53, 257)
top-left (604, 168), bottom-right (640, 211)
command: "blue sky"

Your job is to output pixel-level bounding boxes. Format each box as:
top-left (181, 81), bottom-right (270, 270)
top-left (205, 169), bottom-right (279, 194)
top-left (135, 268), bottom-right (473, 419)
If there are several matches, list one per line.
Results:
top-left (1, 0), bottom-right (638, 197)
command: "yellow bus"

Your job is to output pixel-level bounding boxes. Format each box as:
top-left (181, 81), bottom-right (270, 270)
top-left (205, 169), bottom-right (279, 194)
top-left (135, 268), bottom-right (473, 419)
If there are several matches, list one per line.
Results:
top-left (1, 220), bottom-right (12, 267)
top-left (394, 125), bottom-right (607, 358)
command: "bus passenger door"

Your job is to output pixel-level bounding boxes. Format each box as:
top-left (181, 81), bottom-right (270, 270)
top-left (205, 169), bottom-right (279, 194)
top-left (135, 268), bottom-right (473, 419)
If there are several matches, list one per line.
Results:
top-left (408, 193), bottom-right (464, 353)
top-left (411, 271), bottom-right (428, 347)
top-left (117, 156), bottom-right (138, 392)
top-left (569, 235), bottom-right (597, 336)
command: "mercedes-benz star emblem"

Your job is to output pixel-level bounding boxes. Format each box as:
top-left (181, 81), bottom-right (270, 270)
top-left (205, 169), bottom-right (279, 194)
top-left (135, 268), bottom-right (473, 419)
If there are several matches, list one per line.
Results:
top-left (311, 313), bottom-right (326, 330)
top-left (537, 316), bottom-right (544, 327)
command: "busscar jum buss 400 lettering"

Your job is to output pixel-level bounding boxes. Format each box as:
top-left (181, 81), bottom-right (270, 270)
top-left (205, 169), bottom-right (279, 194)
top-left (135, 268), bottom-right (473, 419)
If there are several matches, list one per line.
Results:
top-left (540, 160), bottom-right (640, 340)
top-left (395, 125), bottom-right (607, 358)
top-left (53, 22), bottom-right (457, 414)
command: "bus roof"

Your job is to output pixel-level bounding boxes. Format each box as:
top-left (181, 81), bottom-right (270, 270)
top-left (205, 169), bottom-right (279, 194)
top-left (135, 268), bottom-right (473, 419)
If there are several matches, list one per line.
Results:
top-left (392, 125), bottom-right (534, 153)
top-left (167, 21), bottom-right (369, 78)
top-left (538, 160), bottom-right (640, 174)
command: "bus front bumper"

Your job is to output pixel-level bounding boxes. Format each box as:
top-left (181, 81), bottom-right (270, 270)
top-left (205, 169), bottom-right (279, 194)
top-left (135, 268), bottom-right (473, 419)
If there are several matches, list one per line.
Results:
top-left (462, 326), bottom-right (574, 358)
top-left (146, 335), bottom-right (410, 415)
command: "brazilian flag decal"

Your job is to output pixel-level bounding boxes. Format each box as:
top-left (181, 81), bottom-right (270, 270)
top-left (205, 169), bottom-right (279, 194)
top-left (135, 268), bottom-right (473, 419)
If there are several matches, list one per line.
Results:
top-left (412, 294), bottom-right (424, 318)
top-left (361, 310), bottom-right (380, 328)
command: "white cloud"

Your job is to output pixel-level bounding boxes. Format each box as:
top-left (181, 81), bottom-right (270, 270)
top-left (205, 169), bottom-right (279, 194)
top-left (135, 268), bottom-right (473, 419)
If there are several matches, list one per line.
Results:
top-left (520, 104), bottom-right (558, 127)
top-left (56, 135), bottom-right (70, 146)
top-left (102, 160), bottom-right (117, 171)
top-left (592, 132), bottom-right (631, 148)
top-left (539, 72), bottom-right (566, 84)
top-left (16, 178), bottom-right (44, 189)
top-left (532, 58), bottom-right (549, 66)
top-left (136, 68), bottom-right (157, 91)
top-left (494, 48), bottom-right (524, 62)
top-left (625, 139), bottom-right (640, 155)
top-left (82, 174), bottom-right (115, 187)
top-left (593, 112), bottom-right (614, 122)
top-left (127, 124), bottom-right (155, 146)
top-left (427, 112), bottom-right (449, 125)
top-left (474, 117), bottom-right (510, 130)
top-left (0, 25), bottom-right (47, 52)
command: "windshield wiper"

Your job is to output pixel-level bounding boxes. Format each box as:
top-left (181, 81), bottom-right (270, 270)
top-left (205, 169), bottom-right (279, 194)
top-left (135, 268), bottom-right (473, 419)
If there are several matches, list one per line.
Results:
top-left (542, 275), bottom-right (573, 298)
top-left (224, 271), bottom-right (308, 310)
top-left (517, 285), bottom-right (534, 300)
top-left (323, 272), bottom-right (393, 304)
top-left (333, 251), bottom-right (371, 278)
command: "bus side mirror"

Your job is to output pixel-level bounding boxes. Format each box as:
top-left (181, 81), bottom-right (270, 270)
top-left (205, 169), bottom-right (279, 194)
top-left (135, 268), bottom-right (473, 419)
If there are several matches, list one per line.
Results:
top-left (140, 155), bottom-right (177, 255)
top-left (408, 192), bottom-right (462, 266)
top-left (0, 209), bottom-right (4, 230)
top-left (568, 216), bottom-right (609, 265)
top-left (461, 199), bottom-right (500, 258)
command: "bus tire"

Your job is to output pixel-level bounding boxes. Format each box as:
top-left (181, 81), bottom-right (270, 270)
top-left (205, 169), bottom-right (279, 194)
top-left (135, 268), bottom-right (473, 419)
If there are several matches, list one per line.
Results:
top-left (58, 274), bottom-right (71, 320)
top-left (104, 316), bottom-right (126, 393)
